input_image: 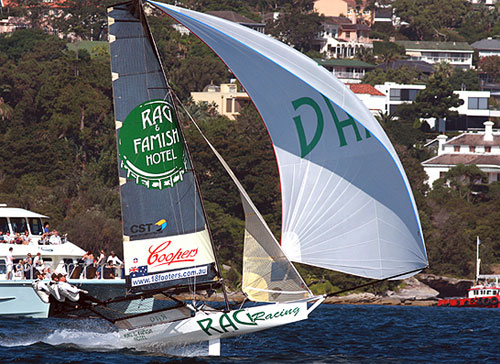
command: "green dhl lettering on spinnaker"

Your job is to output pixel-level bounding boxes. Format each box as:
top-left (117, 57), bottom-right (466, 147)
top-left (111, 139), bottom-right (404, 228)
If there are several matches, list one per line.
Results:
top-left (197, 307), bottom-right (300, 336)
top-left (292, 96), bottom-right (371, 157)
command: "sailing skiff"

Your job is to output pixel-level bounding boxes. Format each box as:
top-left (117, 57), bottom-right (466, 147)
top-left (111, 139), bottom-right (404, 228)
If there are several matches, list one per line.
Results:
top-left (76, 0), bottom-right (431, 354)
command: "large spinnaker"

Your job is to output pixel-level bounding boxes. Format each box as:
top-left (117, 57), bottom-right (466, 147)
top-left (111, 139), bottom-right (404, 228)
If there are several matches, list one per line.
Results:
top-left (148, 1), bottom-right (428, 280)
top-left (108, 2), bottom-right (218, 293)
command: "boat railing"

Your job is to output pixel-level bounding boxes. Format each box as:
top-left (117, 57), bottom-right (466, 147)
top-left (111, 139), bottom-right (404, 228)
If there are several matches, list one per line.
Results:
top-left (0, 262), bottom-right (124, 280)
top-left (0, 235), bottom-right (68, 245)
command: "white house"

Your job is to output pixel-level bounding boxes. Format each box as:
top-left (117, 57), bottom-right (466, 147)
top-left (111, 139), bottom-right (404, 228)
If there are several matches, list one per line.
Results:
top-left (346, 83), bottom-right (385, 115)
top-left (317, 58), bottom-right (376, 83)
top-left (472, 37), bottom-right (500, 59)
top-left (422, 121), bottom-right (500, 186)
top-left (396, 41), bottom-right (474, 70)
top-left (374, 82), bottom-right (492, 130)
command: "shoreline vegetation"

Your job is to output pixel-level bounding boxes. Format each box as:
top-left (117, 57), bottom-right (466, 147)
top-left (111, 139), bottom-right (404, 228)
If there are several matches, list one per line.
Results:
top-left (175, 274), bottom-right (475, 307)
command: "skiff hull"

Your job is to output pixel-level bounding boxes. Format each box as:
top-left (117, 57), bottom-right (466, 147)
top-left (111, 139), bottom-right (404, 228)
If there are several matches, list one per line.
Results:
top-left (119, 298), bottom-right (323, 352)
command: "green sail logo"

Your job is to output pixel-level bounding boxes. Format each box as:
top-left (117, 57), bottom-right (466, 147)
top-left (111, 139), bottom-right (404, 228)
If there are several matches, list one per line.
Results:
top-left (118, 99), bottom-right (186, 190)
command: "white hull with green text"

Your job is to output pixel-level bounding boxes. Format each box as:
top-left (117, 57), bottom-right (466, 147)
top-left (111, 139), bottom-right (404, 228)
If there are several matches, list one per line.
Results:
top-left (119, 297), bottom-right (323, 354)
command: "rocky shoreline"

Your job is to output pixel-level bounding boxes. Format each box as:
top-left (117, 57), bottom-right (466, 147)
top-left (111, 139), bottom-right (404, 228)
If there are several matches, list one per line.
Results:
top-left (175, 274), bottom-right (473, 307)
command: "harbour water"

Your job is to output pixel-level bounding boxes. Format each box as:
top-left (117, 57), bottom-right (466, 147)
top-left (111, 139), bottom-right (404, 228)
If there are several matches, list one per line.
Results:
top-left (0, 304), bottom-right (496, 363)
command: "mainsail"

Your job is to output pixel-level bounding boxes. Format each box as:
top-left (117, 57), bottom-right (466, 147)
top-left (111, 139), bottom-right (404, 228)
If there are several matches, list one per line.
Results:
top-left (108, 2), bottom-right (220, 293)
top-left (148, 1), bottom-right (428, 280)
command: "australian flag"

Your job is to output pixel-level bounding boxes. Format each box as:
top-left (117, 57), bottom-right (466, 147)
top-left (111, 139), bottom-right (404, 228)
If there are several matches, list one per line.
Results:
top-left (130, 265), bottom-right (148, 278)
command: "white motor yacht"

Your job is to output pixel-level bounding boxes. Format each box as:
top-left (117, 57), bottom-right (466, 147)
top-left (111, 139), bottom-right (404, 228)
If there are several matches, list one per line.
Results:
top-left (0, 204), bottom-right (125, 318)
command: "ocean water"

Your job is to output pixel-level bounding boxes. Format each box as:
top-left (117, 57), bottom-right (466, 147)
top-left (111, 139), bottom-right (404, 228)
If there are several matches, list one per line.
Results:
top-left (0, 304), bottom-right (496, 363)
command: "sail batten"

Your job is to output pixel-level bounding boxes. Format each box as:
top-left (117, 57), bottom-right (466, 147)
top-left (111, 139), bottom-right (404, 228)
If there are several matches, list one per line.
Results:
top-left (148, 1), bottom-right (427, 280)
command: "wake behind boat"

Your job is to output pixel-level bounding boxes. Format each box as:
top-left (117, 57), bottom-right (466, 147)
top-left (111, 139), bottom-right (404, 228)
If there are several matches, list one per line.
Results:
top-left (60, 0), bottom-right (428, 355)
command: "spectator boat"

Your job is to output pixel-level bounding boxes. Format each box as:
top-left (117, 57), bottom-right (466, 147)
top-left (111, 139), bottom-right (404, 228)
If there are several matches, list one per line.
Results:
top-left (438, 237), bottom-right (500, 308)
top-left (438, 277), bottom-right (500, 308)
top-left (0, 204), bottom-right (125, 318)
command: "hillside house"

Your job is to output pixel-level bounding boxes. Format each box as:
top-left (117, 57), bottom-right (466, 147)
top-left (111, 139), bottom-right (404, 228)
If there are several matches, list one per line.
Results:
top-left (396, 41), bottom-right (474, 70)
top-left (422, 122), bottom-right (500, 186)
top-left (191, 82), bottom-right (250, 120)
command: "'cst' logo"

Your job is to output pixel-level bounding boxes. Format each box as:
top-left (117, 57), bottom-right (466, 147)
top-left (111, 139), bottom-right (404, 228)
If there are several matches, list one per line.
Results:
top-left (130, 219), bottom-right (167, 234)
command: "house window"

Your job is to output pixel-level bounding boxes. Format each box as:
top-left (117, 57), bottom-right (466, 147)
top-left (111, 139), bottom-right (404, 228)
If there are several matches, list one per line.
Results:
top-left (454, 146), bottom-right (460, 152)
top-left (470, 146), bottom-right (476, 152)
top-left (440, 171), bottom-right (446, 178)
top-left (345, 31), bottom-right (350, 38)
top-left (485, 146), bottom-right (491, 153)
top-left (226, 98), bottom-right (233, 113)
top-left (390, 89), bottom-right (419, 101)
top-left (468, 97), bottom-right (488, 110)
top-left (390, 89), bottom-right (401, 101)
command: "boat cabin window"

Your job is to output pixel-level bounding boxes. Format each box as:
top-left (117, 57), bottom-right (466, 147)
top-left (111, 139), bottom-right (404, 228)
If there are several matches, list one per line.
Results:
top-left (0, 218), bottom-right (9, 234)
top-left (28, 218), bottom-right (43, 235)
top-left (0, 258), bottom-right (5, 274)
top-left (10, 218), bottom-right (28, 234)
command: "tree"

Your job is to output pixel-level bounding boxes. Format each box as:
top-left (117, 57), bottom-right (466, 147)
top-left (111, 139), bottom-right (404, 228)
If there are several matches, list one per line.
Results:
top-left (441, 164), bottom-right (488, 202)
top-left (372, 41), bottom-right (405, 65)
top-left (266, 6), bottom-right (324, 53)
top-left (355, 46), bottom-right (375, 64)
top-left (413, 71), bottom-right (463, 121)
top-left (393, 0), bottom-right (470, 40)
top-left (479, 56), bottom-right (500, 83)
top-left (449, 68), bottom-right (480, 91)
top-left (362, 66), bottom-right (425, 86)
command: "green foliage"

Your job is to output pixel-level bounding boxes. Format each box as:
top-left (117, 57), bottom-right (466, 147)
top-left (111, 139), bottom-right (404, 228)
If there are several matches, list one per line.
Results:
top-left (0, 29), bottom-right (120, 254)
top-left (393, 0), bottom-right (470, 41)
top-left (309, 281), bottom-right (336, 295)
top-left (266, 5), bottom-right (324, 53)
top-left (449, 69), bottom-right (480, 91)
top-left (372, 41), bottom-right (405, 64)
top-left (413, 71), bottom-right (464, 120)
top-left (479, 56), bottom-right (500, 83)
top-left (362, 67), bottom-right (425, 86)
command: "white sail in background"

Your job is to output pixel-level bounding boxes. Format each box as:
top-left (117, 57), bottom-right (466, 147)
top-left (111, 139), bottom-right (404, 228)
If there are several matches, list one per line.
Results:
top-left (148, 1), bottom-right (428, 280)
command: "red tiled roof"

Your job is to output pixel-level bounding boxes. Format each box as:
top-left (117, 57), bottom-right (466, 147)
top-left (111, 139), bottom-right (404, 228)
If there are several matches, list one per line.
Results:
top-left (422, 154), bottom-right (500, 166)
top-left (347, 84), bottom-right (385, 96)
top-left (446, 133), bottom-right (500, 147)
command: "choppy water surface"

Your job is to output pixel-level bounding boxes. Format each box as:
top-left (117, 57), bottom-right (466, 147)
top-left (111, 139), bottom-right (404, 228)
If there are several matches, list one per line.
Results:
top-left (0, 304), bottom-right (497, 363)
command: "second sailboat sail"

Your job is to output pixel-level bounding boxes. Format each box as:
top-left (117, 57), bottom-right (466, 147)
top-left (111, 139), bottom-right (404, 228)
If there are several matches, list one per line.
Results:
top-left (108, 2), bottom-right (218, 293)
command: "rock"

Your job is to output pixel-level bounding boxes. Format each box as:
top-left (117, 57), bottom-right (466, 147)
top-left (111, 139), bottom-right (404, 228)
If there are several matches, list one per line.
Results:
top-left (386, 277), bottom-right (439, 300)
top-left (376, 296), bottom-right (402, 305)
top-left (417, 274), bottom-right (473, 298)
top-left (324, 292), bottom-right (378, 304)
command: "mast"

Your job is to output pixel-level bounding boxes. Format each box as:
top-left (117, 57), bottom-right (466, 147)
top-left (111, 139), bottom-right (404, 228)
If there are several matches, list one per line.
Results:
top-left (107, 0), bottom-right (224, 298)
top-left (135, 0), bottom-right (230, 310)
top-left (476, 236), bottom-right (481, 283)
